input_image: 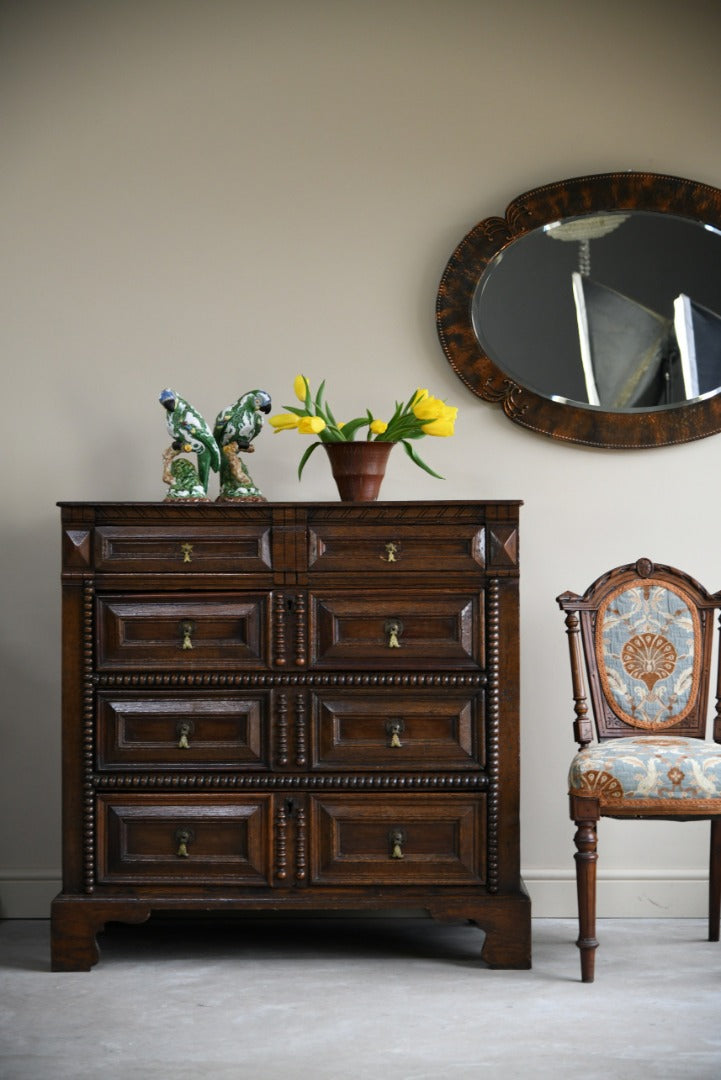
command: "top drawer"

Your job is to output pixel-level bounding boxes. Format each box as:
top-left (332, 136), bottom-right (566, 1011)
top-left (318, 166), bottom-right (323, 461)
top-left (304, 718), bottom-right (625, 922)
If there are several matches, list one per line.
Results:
top-left (94, 525), bottom-right (272, 575)
top-left (307, 521), bottom-right (484, 575)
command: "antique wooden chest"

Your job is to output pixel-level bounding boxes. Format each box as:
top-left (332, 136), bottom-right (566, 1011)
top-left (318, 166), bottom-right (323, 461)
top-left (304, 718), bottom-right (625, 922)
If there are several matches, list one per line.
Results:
top-left (51, 501), bottom-right (530, 970)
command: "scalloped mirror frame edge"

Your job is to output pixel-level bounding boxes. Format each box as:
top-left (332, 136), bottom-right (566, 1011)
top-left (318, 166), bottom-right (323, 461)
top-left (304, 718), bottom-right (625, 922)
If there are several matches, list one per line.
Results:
top-left (436, 172), bottom-right (721, 448)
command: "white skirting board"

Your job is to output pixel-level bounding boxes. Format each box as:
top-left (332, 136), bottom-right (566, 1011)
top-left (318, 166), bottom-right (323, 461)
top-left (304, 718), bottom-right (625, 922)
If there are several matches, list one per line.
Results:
top-left (0, 869), bottom-right (710, 920)
top-left (525, 869), bottom-right (709, 918)
top-left (1, 871), bottom-right (61, 919)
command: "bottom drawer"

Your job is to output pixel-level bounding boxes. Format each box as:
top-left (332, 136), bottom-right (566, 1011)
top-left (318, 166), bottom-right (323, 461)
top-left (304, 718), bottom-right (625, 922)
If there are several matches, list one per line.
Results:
top-left (309, 794), bottom-right (485, 885)
top-left (96, 794), bottom-right (272, 885)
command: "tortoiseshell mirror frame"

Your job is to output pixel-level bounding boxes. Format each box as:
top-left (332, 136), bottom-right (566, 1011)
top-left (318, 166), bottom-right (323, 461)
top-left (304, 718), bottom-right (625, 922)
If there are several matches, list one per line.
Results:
top-left (436, 172), bottom-right (721, 448)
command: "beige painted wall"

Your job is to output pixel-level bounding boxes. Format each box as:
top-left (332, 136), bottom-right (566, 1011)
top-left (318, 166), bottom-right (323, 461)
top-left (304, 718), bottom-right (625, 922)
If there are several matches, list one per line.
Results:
top-left (3, 0), bottom-right (721, 917)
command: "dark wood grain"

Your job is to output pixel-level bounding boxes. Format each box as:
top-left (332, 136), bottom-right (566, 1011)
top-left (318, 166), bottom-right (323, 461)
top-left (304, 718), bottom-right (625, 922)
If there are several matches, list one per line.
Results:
top-left (52, 502), bottom-right (530, 970)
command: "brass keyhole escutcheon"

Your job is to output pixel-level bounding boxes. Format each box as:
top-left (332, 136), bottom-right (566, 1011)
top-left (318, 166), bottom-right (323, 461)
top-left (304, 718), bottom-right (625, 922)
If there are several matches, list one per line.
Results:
top-left (384, 618), bottom-right (403, 649)
top-left (180, 542), bottom-right (193, 564)
top-left (174, 826), bottom-right (194, 858)
top-left (389, 828), bottom-right (405, 860)
top-left (385, 718), bottom-right (404, 748)
top-left (382, 542), bottom-right (399, 563)
top-left (180, 620), bottom-right (194, 650)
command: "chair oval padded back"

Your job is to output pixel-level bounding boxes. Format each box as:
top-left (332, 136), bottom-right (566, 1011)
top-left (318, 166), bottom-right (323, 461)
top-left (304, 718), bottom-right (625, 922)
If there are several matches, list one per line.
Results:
top-left (596, 578), bottom-right (701, 731)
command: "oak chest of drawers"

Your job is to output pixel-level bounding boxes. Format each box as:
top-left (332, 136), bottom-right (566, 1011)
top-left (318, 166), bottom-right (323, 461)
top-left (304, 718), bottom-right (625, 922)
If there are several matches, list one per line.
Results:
top-left (51, 500), bottom-right (530, 970)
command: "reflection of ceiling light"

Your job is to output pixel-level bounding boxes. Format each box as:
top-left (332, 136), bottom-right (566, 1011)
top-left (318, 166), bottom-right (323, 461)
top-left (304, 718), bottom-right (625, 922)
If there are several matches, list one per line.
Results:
top-left (545, 214), bottom-right (630, 241)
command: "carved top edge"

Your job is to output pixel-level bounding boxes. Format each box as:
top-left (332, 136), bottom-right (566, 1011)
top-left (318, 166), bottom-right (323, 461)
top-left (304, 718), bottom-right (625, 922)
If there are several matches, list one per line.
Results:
top-left (59, 501), bottom-right (523, 523)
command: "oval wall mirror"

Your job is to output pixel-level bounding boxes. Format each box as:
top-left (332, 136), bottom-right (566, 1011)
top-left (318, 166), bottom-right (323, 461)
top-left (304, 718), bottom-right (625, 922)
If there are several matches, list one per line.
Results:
top-left (436, 172), bottom-right (721, 447)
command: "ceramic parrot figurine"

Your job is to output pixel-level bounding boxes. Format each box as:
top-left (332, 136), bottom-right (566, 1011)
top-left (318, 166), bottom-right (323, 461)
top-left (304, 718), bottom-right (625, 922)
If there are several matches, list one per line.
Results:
top-left (159, 388), bottom-right (221, 499)
top-left (213, 389), bottom-right (272, 501)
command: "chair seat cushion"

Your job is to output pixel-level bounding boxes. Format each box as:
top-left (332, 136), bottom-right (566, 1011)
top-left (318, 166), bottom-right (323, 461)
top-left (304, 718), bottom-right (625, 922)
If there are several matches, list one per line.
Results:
top-left (569, 736), bottom-right (721, 812)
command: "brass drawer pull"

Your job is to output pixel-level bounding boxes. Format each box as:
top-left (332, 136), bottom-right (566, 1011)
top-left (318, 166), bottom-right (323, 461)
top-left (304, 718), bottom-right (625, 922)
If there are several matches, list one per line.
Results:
top-left (382, 542), bottom-right (399, 563)
top-left (389, 829), bottom-right (405, 860)
top-left (386, 718), bottom-right (404, 748)
top-left (175, 827), bottom-right (194, 858)
top-left (180, 542), bottom-right (194, 564)
top-left (180, 620), bottom-right (194, 650)
top-left (176, 721), bottom-right (193, 749)
top-left (384, 618), bottom-right (403, 649)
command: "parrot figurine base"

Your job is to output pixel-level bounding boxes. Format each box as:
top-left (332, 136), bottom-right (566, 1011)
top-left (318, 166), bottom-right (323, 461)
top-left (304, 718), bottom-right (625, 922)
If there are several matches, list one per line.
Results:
top-left (216, 443), bottom-right (266, 502)
top-left (162, 448), bottom-right (211, 501)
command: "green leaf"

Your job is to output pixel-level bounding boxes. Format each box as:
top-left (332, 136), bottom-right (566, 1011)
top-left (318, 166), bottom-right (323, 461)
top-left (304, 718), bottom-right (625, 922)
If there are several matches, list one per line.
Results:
top-left (321, 425), bottom-right (346, 441)
top-left (340, 417), bottom-right (371, 440)
top-left (400, 439), bottom-right (443, 479)
top-left (297, 440), bottom-right (323, 479)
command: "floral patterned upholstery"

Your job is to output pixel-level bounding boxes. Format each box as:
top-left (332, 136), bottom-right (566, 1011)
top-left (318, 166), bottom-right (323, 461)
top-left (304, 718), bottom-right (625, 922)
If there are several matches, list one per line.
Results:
top-left (569, 736), bottom-right (721, 812)
top-left (597, 580), bottom-right (700, 730)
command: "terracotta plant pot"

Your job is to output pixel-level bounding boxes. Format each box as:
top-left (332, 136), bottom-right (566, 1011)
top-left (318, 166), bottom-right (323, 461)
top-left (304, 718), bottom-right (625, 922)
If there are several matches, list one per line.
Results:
top-left (324, 441), bottom-right (393, 502)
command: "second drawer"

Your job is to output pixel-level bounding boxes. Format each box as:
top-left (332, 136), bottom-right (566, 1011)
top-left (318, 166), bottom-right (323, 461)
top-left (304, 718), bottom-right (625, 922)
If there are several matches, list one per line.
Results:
top-left (96, 593), bottom-right (268, 670)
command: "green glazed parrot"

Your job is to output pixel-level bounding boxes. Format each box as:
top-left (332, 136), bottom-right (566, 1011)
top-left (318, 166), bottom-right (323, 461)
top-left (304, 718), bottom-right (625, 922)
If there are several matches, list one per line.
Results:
top-left (213, 390), bottom-right (272, 500)
top-left (214, 389), bottom-right (272, 452)
top-left (159, 388), bottom-right (221, 494)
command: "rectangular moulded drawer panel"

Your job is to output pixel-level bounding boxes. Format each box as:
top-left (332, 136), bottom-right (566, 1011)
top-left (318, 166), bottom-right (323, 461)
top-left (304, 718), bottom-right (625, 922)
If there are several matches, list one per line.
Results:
top-left (308, 521), bottom-right (484, 575)
top-left (94, 524), bottom-right (272, 574)
top-left (96, 691), bottom-right (270, 770)
top-left (310, 591), bottom-right (483, 669)
top-left (96, 593), bottom-right (268, 670)
top-left (311, 689), bottom-right (483, 769)
top-left (96, 794), bottom-right (272, 884)
top-left (309, 794), bottom-right (485, 885)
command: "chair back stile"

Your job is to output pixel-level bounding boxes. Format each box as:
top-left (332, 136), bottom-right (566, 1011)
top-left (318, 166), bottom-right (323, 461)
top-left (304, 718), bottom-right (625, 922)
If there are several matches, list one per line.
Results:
top-left (560, 606), bottom-right (594, 749)
top-left (715, 609), bottom-right (721, 745)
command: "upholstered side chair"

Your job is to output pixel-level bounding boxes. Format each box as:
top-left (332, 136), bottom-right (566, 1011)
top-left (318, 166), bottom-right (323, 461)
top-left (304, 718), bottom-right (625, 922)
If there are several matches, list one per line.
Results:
top-left (557, 558), bottom-right (721, 982)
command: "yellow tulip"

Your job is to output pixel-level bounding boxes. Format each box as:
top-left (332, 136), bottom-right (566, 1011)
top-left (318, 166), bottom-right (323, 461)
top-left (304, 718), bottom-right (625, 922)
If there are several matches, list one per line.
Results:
top-left (269, 413), bottom-right (300, 432)
top-left (294, 375), bottom-right (308, 402)
top-left (297, 415), bottom-right (326, 435)
top-left (369, 419), bottom-right (388, 435)
top-left (412, 394), bottom-right (446, 421)
top-left (411, 388), bottom-right (428, 407)
top-left (421, 416), bottom-right (455, 437)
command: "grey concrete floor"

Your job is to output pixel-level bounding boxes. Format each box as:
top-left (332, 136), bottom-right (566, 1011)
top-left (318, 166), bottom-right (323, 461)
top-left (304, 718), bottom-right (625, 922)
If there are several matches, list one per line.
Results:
top-left (1, 917), bottom-right (720, 1079)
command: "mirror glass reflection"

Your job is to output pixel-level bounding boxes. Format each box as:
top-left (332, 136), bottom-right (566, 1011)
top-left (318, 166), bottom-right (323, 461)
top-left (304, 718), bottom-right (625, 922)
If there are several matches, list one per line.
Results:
top-left (472, 211), bottom-right (721, 411)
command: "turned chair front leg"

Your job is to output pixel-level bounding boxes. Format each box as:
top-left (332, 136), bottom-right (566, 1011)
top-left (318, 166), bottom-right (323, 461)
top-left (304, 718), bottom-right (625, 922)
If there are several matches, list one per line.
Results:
top-left (570, 794), bottom-right (600, 983)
